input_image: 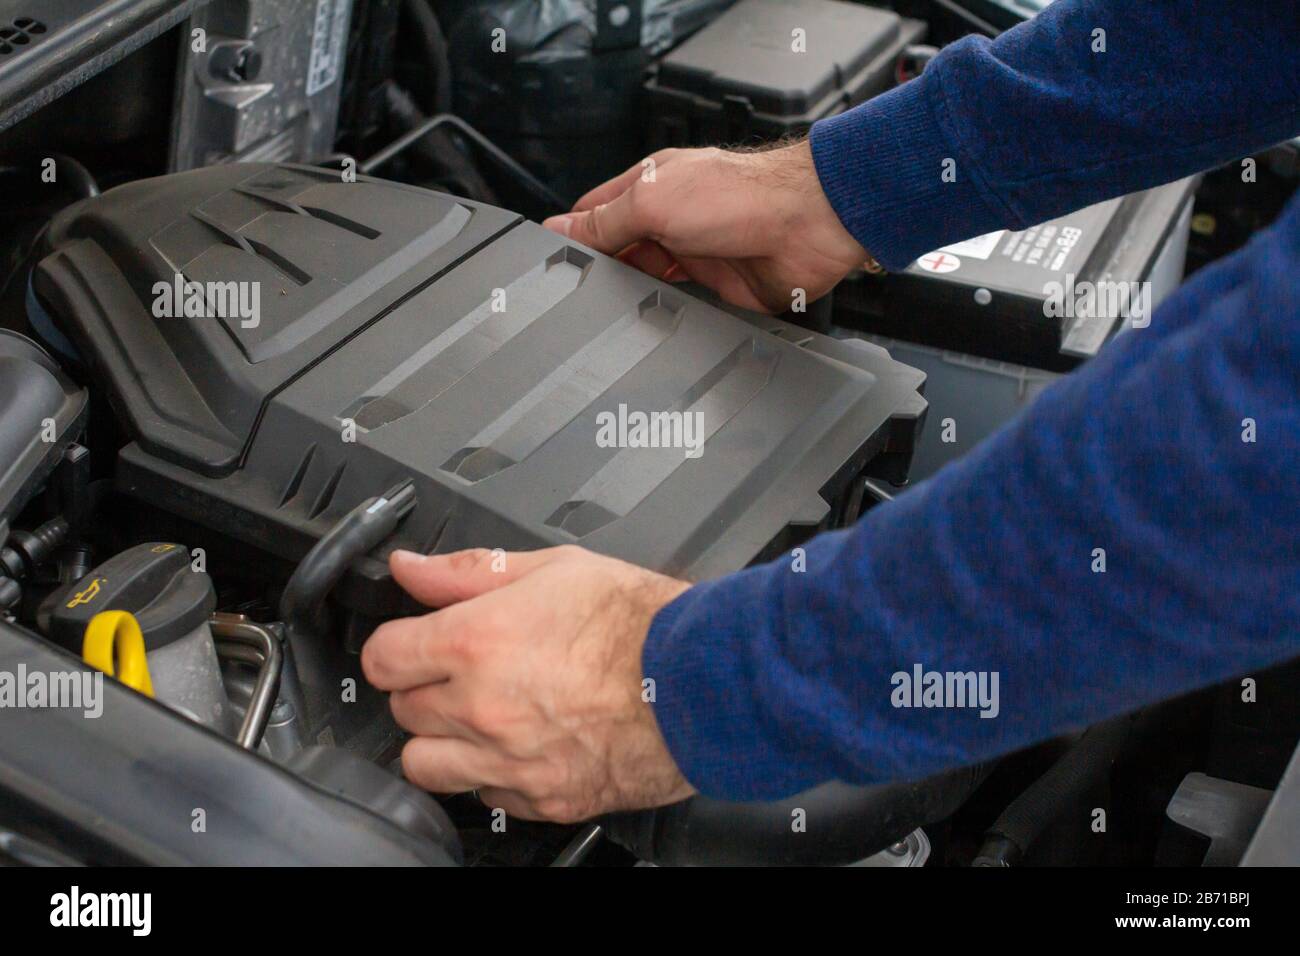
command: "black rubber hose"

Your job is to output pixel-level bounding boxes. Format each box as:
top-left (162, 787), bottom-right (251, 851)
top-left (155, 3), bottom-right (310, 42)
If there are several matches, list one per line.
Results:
top-left (48, 153), bottom-right (99, 198)
top-left (389, 4), bottom-right (496, 201)
top-left (362, 102), bottom-right (568, 212)
top-left (3, 515), bottom-right (70, 577)
top-left (380, 83), bottom-right (497, 202)
top-left (973, 714), bottom-right (1134, 866)
top-left (0, 577), bottom-right (20, 610)
top-left (279, 480), bottom-right (417, 642)
top-left (0, 516), bottom-right (71, 613)
top-left (606, 763), bottom-right (990, 866)
top-left (402, 0), bottom-right (453, 115)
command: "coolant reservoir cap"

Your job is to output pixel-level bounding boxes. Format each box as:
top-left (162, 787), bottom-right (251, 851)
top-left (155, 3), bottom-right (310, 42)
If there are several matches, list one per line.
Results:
top-left (41, 543), bottom-right (215, 653)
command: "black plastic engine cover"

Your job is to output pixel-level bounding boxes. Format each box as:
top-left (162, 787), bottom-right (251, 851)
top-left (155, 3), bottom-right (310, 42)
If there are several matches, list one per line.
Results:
top-left (35, 163), bottom-right (520, 475)
top-left (34, 164), bottom-right (926, 610)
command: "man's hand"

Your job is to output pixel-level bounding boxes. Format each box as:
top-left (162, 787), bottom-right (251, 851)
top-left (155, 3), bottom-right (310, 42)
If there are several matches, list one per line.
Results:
top-left (361, 546), bottom-right (696, 823)
top-left (543, 140), bottom-right (867, 314)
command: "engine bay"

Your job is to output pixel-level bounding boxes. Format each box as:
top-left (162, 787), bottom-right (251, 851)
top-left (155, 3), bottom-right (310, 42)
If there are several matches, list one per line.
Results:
top-left (4, 159), bottom-right (949, 867)
top-left (0, 0), bottom-right (1297, 869)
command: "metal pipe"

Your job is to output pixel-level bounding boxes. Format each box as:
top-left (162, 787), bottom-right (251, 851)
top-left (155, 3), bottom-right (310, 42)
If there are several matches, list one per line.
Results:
top-left (862, 478), bottom-right (896, 503)
top-left (359, 111), bottom-right (569, 211)
top-left (210, 613), bottom-right (283, 750)
top-left (213, 643), bottom-right (263, 667)
top-left (931, 0), bottom-right (1000, 37)
top-left (550, 823), bottom-right (604, 867)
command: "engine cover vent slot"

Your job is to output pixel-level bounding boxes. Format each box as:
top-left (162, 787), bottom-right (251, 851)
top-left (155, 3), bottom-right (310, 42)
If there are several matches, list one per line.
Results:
top-left (0, 18), bottom-right (45, 56)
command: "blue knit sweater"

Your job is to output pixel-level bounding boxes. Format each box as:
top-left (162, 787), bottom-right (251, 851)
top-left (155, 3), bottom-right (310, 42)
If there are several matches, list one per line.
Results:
top-left (643, 0), bottom-right (1300, 800)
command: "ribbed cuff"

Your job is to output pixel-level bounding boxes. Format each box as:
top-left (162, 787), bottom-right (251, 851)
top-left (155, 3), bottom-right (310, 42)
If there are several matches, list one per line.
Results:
top-left (641, 569), bottom-right (831, 801)
top-left (809, 69), bottom-right (1007, 271)
top-left (641, 581), bottom-right (748, 798)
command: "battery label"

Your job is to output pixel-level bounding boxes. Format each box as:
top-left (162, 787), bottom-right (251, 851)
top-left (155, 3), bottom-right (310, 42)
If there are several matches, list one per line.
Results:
top-left (938, 230), bottom-right (1004, 260)
top-left (906, 198), bottom-right (1120, 294)
top-left (997, 222), bottom-right (1087, 272)
top-left (307, 0), bottom-right (352, 96)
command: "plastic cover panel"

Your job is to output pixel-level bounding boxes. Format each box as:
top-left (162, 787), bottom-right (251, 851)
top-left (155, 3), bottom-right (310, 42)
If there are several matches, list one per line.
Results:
top-left (35, 163), bottom-right (520, 474)
top-left (655, 0), bottom-right (905, 115)
top-left (38, 164), bottom-right (925, 601)
top-left (241, 221), bottom-right (919, 578)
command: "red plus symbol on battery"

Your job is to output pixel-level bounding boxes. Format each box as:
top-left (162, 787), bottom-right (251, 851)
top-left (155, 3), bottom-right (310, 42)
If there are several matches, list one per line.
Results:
top-left (919, 253), bottom-right (960, 273)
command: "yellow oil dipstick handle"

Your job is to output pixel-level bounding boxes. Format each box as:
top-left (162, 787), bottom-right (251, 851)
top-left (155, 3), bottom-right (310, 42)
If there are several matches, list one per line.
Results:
top-left (82, 610), bottom-right (154, 697)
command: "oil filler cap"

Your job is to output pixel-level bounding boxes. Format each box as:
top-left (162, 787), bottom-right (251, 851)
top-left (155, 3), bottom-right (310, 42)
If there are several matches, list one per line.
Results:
top-left (40, 543), bottom-right (215, 653)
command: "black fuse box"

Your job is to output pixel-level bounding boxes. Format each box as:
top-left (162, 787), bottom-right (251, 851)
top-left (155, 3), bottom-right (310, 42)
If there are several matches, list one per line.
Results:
top-left (645, 0), bottom-right (926, 148)
top-left (835, 178), bottom-right (1198, 371)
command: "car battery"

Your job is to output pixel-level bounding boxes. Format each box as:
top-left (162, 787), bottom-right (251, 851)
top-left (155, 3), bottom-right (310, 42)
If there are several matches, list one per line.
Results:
top-left (834, 177), bottom-right (1197, 371)
top-left (645, 0), bottom-right (926, 148)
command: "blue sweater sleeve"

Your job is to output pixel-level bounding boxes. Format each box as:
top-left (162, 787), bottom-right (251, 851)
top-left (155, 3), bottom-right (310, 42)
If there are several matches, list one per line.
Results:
top-left (642, 1), bottom-right (1300, 802)
top-left (810, 0), bottom-right (1300, 270)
